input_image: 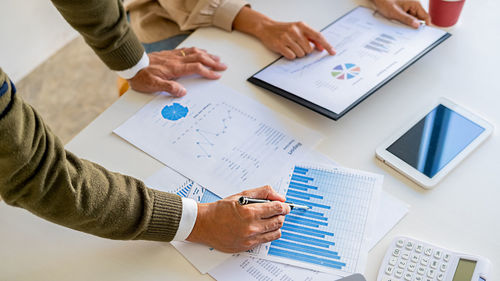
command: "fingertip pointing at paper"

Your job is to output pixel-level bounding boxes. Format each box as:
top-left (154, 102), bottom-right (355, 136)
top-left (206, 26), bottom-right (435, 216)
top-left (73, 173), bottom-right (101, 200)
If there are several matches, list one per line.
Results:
top-left (322, 41), bottom-right (336, 56)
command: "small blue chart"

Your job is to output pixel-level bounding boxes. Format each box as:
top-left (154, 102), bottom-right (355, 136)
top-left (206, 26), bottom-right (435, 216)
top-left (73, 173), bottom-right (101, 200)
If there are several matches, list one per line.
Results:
top-left (161, 103), bottom-right (188, 121)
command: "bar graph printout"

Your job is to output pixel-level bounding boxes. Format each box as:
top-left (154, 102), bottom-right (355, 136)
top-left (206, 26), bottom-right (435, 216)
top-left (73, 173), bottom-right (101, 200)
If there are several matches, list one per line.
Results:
top-left (114, 81), bottom-right (322, 198)
top-left (245, 165), bottom-right (382, 275)
top-left (145, 162), bottom-right (405, 277)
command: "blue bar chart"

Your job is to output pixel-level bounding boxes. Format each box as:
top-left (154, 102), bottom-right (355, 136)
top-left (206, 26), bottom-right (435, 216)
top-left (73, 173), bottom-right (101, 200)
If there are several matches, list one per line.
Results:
top-left (263, 165), bottom-right (382, 274)
top-left (176, 182), bottom-right (193, 197)
top-left (184, 184), bottom-right (222, 204)
top-left (199, 188), bottom-right (221, 203)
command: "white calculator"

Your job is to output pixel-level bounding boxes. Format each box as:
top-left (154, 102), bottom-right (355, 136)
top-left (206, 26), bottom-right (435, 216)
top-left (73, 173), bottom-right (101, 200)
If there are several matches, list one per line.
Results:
top-left (377, 236), bottom-right (490, 281)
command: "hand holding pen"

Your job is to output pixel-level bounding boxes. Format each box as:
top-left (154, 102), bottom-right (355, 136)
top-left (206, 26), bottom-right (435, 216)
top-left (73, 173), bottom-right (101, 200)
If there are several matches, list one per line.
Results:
top-left (186, 185), bottom-right (291, 253)
top-left (239, 196), bottom-right (309, 210)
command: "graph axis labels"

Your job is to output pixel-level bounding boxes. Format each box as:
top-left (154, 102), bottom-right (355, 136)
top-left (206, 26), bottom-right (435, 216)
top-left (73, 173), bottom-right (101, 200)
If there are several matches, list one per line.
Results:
top-left (331, 63), bottom-right (361, 80)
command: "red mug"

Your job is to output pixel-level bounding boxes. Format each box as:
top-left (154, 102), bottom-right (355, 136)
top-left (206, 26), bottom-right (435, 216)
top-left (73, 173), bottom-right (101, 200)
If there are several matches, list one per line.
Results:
top-left (429, 0), bottom-right (466, 27)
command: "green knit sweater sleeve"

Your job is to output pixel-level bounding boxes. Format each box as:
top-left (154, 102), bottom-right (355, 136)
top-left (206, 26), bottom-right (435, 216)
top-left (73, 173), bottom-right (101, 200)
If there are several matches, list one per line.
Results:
top-left (0, 68), bottom-right (182, 241)
top-left (50, 0), bottom-right (145, 71)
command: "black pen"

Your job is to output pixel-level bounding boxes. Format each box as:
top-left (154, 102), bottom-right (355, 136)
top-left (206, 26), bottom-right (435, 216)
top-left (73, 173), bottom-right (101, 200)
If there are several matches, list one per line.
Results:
top-left (238, 196), bottom-right (309, 210)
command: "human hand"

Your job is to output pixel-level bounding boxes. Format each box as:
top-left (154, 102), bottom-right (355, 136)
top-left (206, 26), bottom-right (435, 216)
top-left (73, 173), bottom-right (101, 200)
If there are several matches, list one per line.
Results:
top-left (233, 7), bottom-right (335, 60)
top-left (373, 0), bottom-right (431, 28)
top-left (186, 185), bottom-right (290, 253)
top-left (128, 47), bottom-right (227, 97)
top-left (256, 20), bottom-right (336, 60)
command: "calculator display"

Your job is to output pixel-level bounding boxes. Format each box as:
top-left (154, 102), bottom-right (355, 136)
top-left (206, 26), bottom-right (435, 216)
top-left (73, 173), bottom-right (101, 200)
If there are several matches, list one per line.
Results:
top-left (387, 104), bottom-right (485, 178)
top-left (452, 258), bottom-right (477, 281)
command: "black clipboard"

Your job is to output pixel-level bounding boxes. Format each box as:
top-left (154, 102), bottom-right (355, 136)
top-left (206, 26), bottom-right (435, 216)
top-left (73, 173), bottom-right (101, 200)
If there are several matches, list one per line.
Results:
top-left (248, 6), bottom-right (451, 120)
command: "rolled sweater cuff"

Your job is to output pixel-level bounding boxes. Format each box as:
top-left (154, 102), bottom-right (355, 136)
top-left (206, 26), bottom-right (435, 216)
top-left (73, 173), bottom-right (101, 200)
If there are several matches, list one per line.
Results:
top-left (212, 0), bottom-right (249, 32)
top-left (96, 29), bottom-right (146, 71)
top-left (138, 189), bottom-right (183, 241)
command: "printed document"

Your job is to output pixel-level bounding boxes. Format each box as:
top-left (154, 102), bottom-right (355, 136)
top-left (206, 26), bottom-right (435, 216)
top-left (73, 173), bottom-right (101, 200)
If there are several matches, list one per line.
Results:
top-left (115, 80), bottom-right (322, 197)
top-left (145, 163), bottom-right (407, 276)
top-left (211, 254), bottom-right (341, 281)
top-left (252, 6), bottom-right (448, 115)
top-left (243, 165), bottom-right (383, 275)
top-left (144, 168), bottom-right (232, 273)
top-left (209, 191), bottom-right (409, 281)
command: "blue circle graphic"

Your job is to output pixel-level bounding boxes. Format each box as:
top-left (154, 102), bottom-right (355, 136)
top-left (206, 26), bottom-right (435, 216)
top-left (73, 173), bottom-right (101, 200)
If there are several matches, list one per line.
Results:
top-left (161, 102), bottom-right (189, 121)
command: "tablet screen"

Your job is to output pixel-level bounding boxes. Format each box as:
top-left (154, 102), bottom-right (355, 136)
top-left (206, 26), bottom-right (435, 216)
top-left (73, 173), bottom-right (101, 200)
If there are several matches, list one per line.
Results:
top-left (386, 104), bottom-right (485, 178)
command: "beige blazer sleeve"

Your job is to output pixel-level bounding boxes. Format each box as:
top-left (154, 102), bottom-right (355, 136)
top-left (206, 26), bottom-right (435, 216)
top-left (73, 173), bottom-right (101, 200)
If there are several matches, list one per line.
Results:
top-left (125, 0), bottom-right (248, 43)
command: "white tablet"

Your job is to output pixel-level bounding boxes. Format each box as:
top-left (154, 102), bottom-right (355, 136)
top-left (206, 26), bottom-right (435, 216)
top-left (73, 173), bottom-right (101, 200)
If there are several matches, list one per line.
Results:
top-left (376, 98), bottom-right (493, 188)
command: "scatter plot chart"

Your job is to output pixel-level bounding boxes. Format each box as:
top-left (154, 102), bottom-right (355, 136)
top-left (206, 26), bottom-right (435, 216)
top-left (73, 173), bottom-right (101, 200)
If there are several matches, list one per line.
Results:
top-left (194, 107), bottom-right (232, 158)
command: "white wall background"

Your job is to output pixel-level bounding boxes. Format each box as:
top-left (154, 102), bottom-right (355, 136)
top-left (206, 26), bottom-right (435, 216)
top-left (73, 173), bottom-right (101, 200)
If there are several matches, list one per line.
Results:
top-left (0, 0), bottom-right (78, 82)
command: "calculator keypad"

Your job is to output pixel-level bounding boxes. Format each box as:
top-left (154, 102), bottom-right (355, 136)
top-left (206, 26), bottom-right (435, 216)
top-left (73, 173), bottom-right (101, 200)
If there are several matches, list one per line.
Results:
top-left (380, 237), bottom-right (450, 281)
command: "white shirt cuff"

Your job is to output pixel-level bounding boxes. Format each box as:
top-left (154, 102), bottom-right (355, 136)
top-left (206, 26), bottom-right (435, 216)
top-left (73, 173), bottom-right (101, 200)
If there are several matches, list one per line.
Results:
top-left (115, 52), bottom-right (149, 79)
top-left (173, 198), bottom-right (198, 241)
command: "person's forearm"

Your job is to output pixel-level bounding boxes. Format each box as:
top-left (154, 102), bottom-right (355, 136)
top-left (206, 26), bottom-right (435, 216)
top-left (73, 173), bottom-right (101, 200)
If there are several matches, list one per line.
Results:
top-left (232, 6), bottom-right (335, 59)
top-left (50, 0), bottom-right (144, 70)
top-left (232, 6), bottom-right (272, 40)
top-left (0, 68), bottom-right (181, 241)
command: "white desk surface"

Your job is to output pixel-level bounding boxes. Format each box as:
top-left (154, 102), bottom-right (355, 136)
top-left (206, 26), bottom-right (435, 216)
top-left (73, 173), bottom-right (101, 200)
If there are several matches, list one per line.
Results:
top-left (2, 0), bottom-right (499, 280)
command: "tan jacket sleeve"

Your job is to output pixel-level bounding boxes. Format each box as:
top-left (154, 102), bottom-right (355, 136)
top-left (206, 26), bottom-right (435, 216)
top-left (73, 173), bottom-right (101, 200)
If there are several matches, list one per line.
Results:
top-left (126, 0), bottom-right (249, 43)
top-left (0, 68), bottom-right (182, 242)
top-left (51, 0), bottom-right (145, 70)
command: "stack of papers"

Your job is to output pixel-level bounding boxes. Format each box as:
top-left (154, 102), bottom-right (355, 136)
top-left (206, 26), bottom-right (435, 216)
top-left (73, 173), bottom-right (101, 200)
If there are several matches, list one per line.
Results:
top-left (144, 163), bottom-right (409, 280)
top-left (115, 81), bottom-right (409, 279)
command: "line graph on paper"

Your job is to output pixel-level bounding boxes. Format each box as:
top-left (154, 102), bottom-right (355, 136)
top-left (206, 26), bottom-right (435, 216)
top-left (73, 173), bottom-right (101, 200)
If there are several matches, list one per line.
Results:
top-left (114, 82), bottom-right (319, 198)
top-left (194, 108), bottom-right (231, 158)
top-left (170, 102), bottom-right (257, 159)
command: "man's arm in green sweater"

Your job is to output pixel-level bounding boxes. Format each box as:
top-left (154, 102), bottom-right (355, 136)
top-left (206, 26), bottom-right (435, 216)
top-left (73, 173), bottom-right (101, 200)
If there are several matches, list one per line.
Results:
top-left (0, 68), bottom-right (290, 251)
top-left (0, 68), bottom-right (182, 241)
top-left (50, 0), bottom-right (144, 71)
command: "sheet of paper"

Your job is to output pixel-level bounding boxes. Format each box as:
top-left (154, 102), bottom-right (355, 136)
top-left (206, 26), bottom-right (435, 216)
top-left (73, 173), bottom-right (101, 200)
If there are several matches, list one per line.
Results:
top-left (253, 6), bottom-right (448, 115)
top-left (144, 167), bottom-right (231, 273)
top-left (169, 184), bottom-right (235, 273)
top-left (144, 158), bottom-right (408, 276)
top-left (243, 165), bottom-right (382, 275)
top-left (370, 192), bottom-right (409, 249)
top-left (144, 166), bottom-right (194, 197)
top-left (210, 254), bottom-right (343, 281)
top-left (145, 169), bottom-right (232, 274)
top-left (115, 80), bottom-right (322, 198)
top-left (208, 192), bottom-right (408, 281)
top-left (170, 241), bottom-right (231, 274)
top-left (293, 152), bottom-right (408, 251)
